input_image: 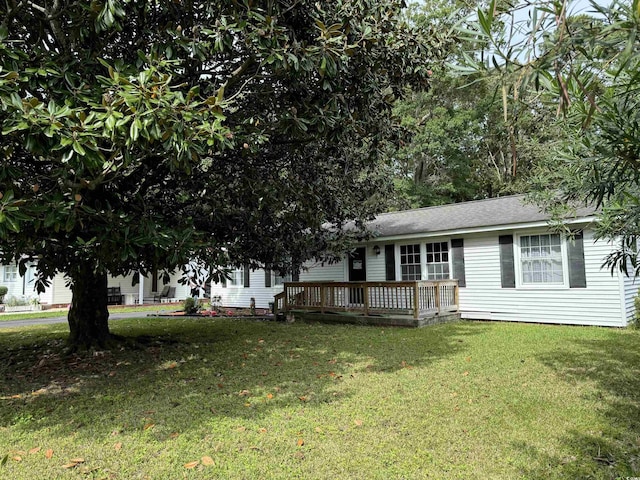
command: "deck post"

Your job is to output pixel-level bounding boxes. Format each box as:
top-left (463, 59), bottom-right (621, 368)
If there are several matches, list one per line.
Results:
top-left (413, 282), bottom-right (419, 319)
top-left (363, 285), bottom-right (369, 316)
top-left (320, 285), bottom-right (326, 313)
top-left (434, 282), bottom-right (440, 314)
top-left (284, 285), bottom-right (289, 313)
top-left (453, 283), bottom-right (459, 312)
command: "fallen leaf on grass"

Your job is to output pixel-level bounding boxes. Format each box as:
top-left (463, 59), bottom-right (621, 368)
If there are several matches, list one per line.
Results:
top-left (297, 438), bottom-right (305, 447)
top-left (62, 458), bottom-right (84, 469)
top-left (184, 460), bottom-right (199, 469)
top-left (354, 419), bottom-right (363, 427)
top-left (463, 371), bottom-right (469, 376)
top-left (258, 428), bottom-right (267, 433)
top-left (114, 442), bottom-right (122, 451)
top-left (143, 423), bottom-right (155, 430)
top-left (12, 456), bottom-right (22, 462)
top-left (298, 396), bottom-right (307, 402)
top-left (201, 456), bottom-right (215, 466)
top-left (29, 447), bottom-right (41, 454)
top-left (236, 426), bottom-right (246, 432)
top-left (239, 389), bottom-right (251, 397)
top-left (45, 449), bottom-right (53, 459)
top-left (266, 393), bottom-right (273, 399)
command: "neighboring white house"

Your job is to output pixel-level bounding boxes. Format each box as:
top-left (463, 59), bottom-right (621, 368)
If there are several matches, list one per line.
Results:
top-left (211, 195), bottom-right (637, 327)
top-left (0, 266), bottom-right (193, 307)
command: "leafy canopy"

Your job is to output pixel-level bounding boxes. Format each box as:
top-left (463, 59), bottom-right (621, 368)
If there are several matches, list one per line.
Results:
top-left (0, 0), bottom-right (445, 289)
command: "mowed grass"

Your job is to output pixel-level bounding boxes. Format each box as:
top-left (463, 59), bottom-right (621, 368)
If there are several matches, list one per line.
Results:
top-left (0, 318), bottom-right (639, 479)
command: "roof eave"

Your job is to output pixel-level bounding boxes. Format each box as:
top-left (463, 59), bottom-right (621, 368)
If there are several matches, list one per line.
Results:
top-left (365, 216), bottom-right (598, 243)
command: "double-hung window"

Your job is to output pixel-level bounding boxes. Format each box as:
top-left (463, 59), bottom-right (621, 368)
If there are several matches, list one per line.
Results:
top-left (228, 268), bottom-right (244, 287)
top-left (519, 233), bottom-right (564, 285)
top-left (400, 244), bottom-right (421, 280)
top-left (426, 242), bottom-right (450, 280)
top-left (4, 265), bottom-right (17, 282)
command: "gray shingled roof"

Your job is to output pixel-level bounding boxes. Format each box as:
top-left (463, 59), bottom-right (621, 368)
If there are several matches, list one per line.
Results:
top-left (367, 195), bottom-right (597, 238)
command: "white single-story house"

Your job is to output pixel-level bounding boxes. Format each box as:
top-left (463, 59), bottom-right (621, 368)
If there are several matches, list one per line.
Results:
top-left (211, 195), bottom-right (637, 327)
top-left (0, 265), bottom-right (194, 307)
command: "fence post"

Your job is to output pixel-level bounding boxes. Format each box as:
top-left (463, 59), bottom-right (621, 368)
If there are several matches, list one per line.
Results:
top-left (413, 282), bottom-right (419, 319)
top-left (434, 282), bottom-right (441, 314)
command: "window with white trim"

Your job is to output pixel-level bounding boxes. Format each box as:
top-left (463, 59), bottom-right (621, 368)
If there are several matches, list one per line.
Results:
top-left (520, 233), bottom-right (564, 284)
top-left (400, 244), bottom-right (421, 280)
top-left (273, 272), bottom-right (291, 286)
top-left (4, 265), bottom-right (17, 282)
top-left (426, 241), bottom-right (450, 280)
top-left (228, 268), bottom-right (244, 287)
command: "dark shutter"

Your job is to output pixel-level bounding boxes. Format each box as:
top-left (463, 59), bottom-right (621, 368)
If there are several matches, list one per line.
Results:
top-left (264, 268), bottom-right (272, 287)
top-left (499, 235), bottom-right (516, 288)
top-left (243, 264), bottom-right (250, 288)
top-left (567, 231), bottom-right (587, 288)
top-left (385, 244), bottom-right (396, 281)
top-left (292, 270), bottom-right (299, 282)
top-left (451, 238), bottom-right (466, 287)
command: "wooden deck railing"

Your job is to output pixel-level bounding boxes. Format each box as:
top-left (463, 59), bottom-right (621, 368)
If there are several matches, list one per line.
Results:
top-left (274, 280), bottom-right (458, 319)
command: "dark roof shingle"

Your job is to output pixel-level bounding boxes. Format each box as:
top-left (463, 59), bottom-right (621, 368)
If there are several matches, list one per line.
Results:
top-left (367, 195), bottom-right (596, 238)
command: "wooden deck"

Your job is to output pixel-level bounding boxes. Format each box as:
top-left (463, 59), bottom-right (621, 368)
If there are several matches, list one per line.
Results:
top-left (273, 280), bottom-right (459, 322)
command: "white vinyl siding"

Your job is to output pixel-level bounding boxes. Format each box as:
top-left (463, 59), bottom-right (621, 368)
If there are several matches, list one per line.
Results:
top-left (459, 228), bottom-right (625, 326)
top-left (209, 260), bottom-right (346, 309)
top-left (621, 256), bottom-right (639, 325)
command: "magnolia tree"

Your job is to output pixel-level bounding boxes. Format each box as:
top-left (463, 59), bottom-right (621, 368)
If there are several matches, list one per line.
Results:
top-left (0, 1), bottom-right (449, 348)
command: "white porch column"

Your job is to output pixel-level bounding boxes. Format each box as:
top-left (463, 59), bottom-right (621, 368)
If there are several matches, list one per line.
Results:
top-left (138, 273), bottom-right (145, 304)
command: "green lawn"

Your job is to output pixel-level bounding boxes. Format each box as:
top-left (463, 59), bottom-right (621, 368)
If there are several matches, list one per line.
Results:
top-left (1, 318), bottom-right (639, 479)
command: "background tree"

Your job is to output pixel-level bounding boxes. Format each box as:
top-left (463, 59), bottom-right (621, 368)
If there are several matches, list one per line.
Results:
top-left (0, 0), bottom-right (447, 349)
top-left (463, 0), bottom-right (640, 273)
top-left (390, 0), bottom-right (562, 208)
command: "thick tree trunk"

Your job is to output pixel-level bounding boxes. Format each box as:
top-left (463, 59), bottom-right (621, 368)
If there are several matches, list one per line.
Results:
top-left (67, 261), bottom-right (111, 350)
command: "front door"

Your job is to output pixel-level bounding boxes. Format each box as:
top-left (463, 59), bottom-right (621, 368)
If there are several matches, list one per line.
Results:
top-left (348, 247), bottom-right (366, 304)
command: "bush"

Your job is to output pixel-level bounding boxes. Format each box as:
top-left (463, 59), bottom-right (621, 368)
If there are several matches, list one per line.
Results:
top-left (0, 286), bottom-right (7, 303)
top-left (4, 295), bottom-right (34, 307)
top-left (183, 297), bottom-right (199, 315)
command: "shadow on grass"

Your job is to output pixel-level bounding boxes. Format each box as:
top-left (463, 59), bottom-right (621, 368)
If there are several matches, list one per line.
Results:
top-left (0, 317), bottom-right (488, 443)
top-left (518, 331), bottom-right (640, 479)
